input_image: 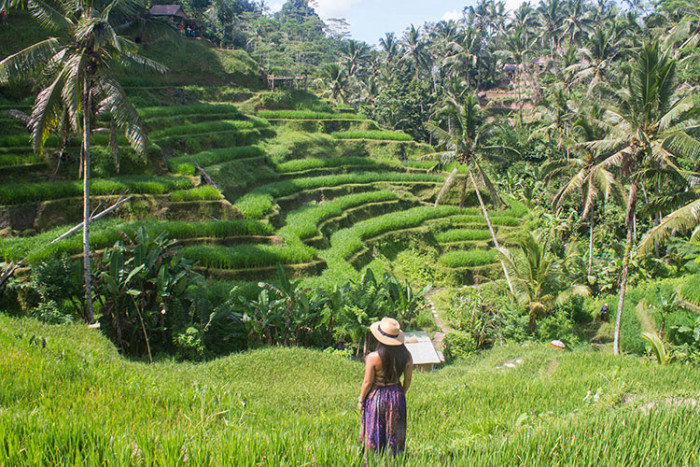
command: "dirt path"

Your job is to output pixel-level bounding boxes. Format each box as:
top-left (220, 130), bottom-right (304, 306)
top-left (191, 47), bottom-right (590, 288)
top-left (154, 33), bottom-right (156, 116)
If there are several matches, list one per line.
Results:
top-left (425, 287), bottom-right (448, 349)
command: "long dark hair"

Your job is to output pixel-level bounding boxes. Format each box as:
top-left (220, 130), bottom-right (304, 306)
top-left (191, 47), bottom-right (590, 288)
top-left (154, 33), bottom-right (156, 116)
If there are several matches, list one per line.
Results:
top-left (377, 342), bottom-right (411, 382)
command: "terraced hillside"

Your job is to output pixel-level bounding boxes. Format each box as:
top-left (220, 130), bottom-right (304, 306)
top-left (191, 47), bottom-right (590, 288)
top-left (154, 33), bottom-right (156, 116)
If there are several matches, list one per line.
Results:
top-left (0, 91), bottom-right (528, 291)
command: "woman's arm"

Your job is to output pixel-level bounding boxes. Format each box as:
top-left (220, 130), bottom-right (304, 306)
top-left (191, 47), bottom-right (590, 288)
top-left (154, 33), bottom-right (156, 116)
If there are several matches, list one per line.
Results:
top-left (358, 353), bottom-right (378, 410)
top-left (402, 358), bottom-right (413, 393)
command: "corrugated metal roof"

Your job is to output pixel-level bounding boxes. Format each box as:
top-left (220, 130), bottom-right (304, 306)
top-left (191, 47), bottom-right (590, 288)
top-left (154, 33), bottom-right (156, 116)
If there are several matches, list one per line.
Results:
top-left (404, 331), bottom-right (442, 365)
top-left (149, 5), bottom-right (188, 18)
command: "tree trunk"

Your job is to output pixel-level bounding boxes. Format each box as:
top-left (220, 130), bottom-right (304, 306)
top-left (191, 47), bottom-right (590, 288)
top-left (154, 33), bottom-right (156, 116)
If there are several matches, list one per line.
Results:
top-left (587, 208), bottom-right (594, 278)
top-left (83, 78), bottom-right (95, 324)
top-left (467, 165), bottom-right (515, 295)
top-left (613, 182), bottom-right (637, 355)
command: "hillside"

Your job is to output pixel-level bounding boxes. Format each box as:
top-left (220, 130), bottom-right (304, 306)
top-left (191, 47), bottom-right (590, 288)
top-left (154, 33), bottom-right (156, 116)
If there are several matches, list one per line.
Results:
top-left (1, 314), bottom-right (698, 465)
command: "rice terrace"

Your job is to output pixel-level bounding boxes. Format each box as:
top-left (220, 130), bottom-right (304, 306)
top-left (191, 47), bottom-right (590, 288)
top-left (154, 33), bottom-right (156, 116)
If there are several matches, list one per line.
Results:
top-left (0, 0), bottom-right (698, 465)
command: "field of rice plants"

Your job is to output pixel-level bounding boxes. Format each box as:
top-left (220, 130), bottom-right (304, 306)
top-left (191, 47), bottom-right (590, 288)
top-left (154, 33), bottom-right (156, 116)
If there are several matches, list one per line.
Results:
top-left (332, 130), bottom-right (413, 141)
top-left (1, 315), bottom-right (698, 466)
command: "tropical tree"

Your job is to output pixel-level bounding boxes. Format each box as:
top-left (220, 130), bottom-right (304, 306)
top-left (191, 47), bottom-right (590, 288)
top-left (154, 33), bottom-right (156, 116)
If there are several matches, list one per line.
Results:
top-left (498, 231), bottom-right (591, 331)
top-left (545, 110), bottom-right (624, 277)
top-left (582, 41), bottom-right (698, 354)
top-left (401, 25), bottom-right (430, 79)
top-left (426, 93), bottom-right (517, 294)
top-left (0, 0), bottom-right (166, 323)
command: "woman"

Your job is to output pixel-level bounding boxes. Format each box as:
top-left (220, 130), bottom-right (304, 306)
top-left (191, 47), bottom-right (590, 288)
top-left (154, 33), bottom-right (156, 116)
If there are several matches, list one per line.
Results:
top-left (358, 317), bottom-right (413, 456)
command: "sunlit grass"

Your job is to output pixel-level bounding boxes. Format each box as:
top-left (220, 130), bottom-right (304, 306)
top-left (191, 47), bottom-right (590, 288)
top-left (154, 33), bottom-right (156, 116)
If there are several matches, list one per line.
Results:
top-left (1, 315), bottom-right (698, 465)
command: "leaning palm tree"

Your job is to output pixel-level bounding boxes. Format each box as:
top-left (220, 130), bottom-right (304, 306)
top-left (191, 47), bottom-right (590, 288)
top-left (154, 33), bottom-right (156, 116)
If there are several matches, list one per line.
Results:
top-left (0, 0), bottom-right (166, 323)
top-left (426, 93), bottom-right (517, 294)
top-left (581, 41), bottom-right (698, 354)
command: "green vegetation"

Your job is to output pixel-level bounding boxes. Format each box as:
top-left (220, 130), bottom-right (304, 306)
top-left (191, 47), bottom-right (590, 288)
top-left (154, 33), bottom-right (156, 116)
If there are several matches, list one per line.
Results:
top-left (168, 146), bottom-right (266, 175)
top-left (438, 249), bottom-right (498, 268)
top-left (169, 186), bottom-right (222, 202)
top-left (435, 229), bottom-right (492, 243)
top-left (258, 110), bottom-right (365, 120)
top-left (332, 130), bottom-right (413, 141)
top-left (182, 244), bottom-right (315, 269)
top-left (0, 177), bottom-right (193, 205)
top-left (1, 317), bottom-right (698, 465)
top-left (235, 172), bottom-right (441, 218)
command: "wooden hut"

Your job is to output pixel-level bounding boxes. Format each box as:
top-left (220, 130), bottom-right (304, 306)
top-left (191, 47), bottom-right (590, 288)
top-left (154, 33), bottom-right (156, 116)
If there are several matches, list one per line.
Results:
top-left (148, 5), bottom-right (189, 21)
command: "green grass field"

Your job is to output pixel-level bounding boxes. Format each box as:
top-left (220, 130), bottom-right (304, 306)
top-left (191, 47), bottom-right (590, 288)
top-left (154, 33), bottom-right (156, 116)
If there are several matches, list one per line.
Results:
top-left (1, 315), bottom-right (698, 466)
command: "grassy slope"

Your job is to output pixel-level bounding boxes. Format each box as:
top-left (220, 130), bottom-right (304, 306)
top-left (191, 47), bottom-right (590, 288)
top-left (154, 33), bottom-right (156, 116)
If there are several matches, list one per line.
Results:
top-left (2, 315), bottom-right (699, 466)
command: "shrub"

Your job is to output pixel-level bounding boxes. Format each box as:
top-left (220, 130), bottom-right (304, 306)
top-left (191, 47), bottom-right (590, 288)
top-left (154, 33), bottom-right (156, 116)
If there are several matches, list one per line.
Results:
top-left (443, 331), bottom-right (477, 362)
top-left (332, 130), bottom-right (412, 141)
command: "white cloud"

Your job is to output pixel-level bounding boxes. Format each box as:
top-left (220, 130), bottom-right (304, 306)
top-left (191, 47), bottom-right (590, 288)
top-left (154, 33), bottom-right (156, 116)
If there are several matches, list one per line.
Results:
top-left (269, 2), bottom-right (284, 13)
top-left (314, 0), bottom-right (364, 19)
top-left (442, 10), bottom-right (463, 22)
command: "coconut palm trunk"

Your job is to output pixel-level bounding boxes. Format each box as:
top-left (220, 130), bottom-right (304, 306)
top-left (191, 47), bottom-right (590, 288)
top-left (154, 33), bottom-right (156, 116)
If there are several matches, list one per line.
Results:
top-left (467, 165), bottom-right (515, 295)
top-left (587, 208), bottom-right (594, 278)
top-left (82, 78), bottom-right (94, 324)
top-left (613, 182), bottom-right (637, 355)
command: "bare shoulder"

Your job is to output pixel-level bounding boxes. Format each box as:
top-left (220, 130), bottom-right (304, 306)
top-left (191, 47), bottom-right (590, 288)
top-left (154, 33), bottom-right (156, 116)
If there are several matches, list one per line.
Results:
top-left (365, 351), bottom-right (380, 364)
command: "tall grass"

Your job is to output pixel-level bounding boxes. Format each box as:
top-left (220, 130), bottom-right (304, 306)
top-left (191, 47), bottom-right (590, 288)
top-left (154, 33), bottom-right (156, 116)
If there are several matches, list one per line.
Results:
top-left (150, 119), bottom-right (268, 139)
top-left (435, 229), bottom-right (492, 243)
top-left (438, 249), bottom-right (498, 268)
top-left (332, 130), bottom-right (413, 141)
top-left (235, 172), bottom-right (441, 218)
top-left (169, 185), bottom-right (222, 202)
top-left (276, 157), bottom-right (391, 173)
top-left (0, 219), bottom-right (273, 262)
top-left (167, 145), bottom-right (266, 175)
top-left (1, 316), bottom-right (698, 466)
top-left (182, 243), bottom-right (314, 269)
top-left (0, 176), bottom-right (193, 205)
top-left (0, 153), bottom-right (40, 167)
top-left (257, 110), bottom-right (365, 119)
top-left (138, 103), bottom-right (243, 119)
top-left (279, 191), bottom-right (399, 240)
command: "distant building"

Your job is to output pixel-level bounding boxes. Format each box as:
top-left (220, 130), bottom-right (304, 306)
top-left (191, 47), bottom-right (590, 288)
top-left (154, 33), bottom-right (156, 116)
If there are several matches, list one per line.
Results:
top-left (503, 63), bottom-right (520, 80)
top-left (148, 5), bottom-right (189, 21)
top-left (404, 331), bottom-right (444, 372)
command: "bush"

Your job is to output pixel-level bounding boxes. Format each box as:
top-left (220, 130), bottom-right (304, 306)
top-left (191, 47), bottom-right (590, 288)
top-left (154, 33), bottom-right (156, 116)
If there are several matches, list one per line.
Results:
top-left (443, 331), bottom-right (477, 363)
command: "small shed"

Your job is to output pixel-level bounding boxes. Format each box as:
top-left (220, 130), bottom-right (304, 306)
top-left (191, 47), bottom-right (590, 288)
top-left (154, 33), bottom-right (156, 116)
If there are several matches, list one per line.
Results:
top-left (503, 63), bottom-right (520, 79)
top-left (404, 331), bottom-right (444, 372)
top-left (148, 5), bottom-right (188, 21)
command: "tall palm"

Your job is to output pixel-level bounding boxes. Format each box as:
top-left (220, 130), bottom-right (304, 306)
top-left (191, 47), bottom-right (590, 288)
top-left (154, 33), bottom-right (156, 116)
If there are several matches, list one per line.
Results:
top-left (378, 32), bottom-right (401, 66)
top-left (545, 110), bottom-right (624, 277)
top-left (566, 28), bottom-right (627, 97)
top-left (401, 25), bottom-right (430, 79)
top-left (562, 0), bottom-right (594, 48)
top-left (442, 25), bottom-right (480, 87)
top-left (582, 41), bottom-right (698, 354)
top-left (426, 93), bottom-right (517, 294)
top-left (0, 0), bottom-right (166, 323)
top-left (318, 63), bottom-right (348, 104)
top-left (537, 0), bottom-right (567, 57)
top-left (341, 39), bottom-right (369, 77)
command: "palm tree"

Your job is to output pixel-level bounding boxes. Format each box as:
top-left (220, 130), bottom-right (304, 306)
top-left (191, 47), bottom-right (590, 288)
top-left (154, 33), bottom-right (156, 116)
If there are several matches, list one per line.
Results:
top-left (498, 231), bottom-right (590, 331)
top-left (537, 0), bottom-right (567, 57)
top-left (545, 110), bottom-right (624, 277)
top-left (379, 32), bottom-right (401, 66)
top-left (562, 0), bottom-right (594, 48)
top-left (426, 93), bottom-right (517, 294)
top-left (318, 63), bottom-right (348, 104)
top-left (0, 0), bottom-right (166, 323)
top-left (565, 28), bottom-right (627, 97)
top-left (401, 25), bottom-right (430, 79)
top-left (582, 41), bottom-right (698, 354)
top-left (341, 39), bottom-right (369, 77)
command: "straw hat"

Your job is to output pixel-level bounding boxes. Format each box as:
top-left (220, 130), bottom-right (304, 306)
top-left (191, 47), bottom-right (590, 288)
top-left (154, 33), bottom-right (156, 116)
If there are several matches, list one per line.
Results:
top-left (370, 317), bottom-right (405, 346)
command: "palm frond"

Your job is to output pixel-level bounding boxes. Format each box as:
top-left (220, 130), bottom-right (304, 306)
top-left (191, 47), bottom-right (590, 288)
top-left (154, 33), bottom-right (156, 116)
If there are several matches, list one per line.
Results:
top-left (27, 0), bottom-right (71, 31)
top-left (98, 75), bottom-right (147, 154)
top-left (29, 68), bottom-right (69, 154)
top-left (0, 38), bottom-right (61, 84)
top-left (119, 50), bottom-right (169, 74)
top-left (638, 198), bottom-right (700, 254)
top-left (662, 131), bottom-right (700, 160)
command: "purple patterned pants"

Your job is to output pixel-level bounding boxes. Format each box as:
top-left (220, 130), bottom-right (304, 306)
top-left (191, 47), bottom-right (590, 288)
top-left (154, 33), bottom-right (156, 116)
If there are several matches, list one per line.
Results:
top-left (360, 384), bottom-right (407, 456)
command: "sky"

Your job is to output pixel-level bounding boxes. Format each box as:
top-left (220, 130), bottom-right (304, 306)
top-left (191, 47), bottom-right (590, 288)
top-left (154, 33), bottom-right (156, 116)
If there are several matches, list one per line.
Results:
top-left (268, 1), bottom-right (527, 46)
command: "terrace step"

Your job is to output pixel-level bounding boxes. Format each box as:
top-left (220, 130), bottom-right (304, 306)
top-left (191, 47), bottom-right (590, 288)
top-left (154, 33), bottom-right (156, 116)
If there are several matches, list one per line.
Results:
top-left (196, 259), bottom-right (326, 281)
top-left (176, 235), bottom-right (282, 247)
